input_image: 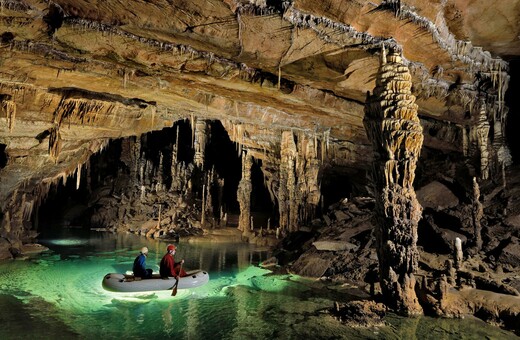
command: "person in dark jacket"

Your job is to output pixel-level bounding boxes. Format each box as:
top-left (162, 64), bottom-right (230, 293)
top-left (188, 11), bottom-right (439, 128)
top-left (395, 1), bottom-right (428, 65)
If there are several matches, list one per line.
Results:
top-left (133, 246), bottom-right (153, 279)
top-left (160, 244), bottom-right (187, 278)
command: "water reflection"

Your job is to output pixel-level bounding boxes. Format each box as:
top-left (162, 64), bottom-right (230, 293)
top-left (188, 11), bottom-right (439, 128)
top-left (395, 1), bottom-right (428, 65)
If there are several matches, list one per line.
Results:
top-left (0, 230), bottom-right (518, 339)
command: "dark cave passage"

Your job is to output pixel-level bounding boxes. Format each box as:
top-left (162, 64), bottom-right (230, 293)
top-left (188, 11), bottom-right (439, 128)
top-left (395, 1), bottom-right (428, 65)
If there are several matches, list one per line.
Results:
top-left (0, 143), bottom-right (6, 169)
top-left (250, 158), bottom-right (277, 228)
top-left (205, 120), bottom-right (241, 214)
top-left (36, 139), bottom-right (123, 230)
top-left (320, 167), bottom-right (359, 210)
top-left (34, 119), bottom-right (278, 232)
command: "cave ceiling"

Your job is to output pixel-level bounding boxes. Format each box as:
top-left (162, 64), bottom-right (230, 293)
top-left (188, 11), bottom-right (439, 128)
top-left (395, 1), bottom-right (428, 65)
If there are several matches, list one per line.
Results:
top-left (1, 0), bottom-right (520, 207)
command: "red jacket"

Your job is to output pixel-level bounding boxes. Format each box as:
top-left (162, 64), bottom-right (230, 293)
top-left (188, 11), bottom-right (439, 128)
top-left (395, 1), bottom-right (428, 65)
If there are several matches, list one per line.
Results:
top-left (160, 253), bottom-right (187, 277)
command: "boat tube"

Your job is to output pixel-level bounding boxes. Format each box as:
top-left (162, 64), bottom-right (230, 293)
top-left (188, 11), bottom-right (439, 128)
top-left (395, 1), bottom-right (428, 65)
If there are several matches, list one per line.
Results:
top-left (102, 269), bottom-right (209, 292)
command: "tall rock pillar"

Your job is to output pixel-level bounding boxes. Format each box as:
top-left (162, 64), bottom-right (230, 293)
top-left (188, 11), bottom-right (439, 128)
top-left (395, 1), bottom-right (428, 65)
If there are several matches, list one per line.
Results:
top-left (364, 49), bottom-right (424, 316)
top-left (237, 150), bottom-right (252, 235)
top-left (194, 118), bottom-right (208, 169)
top-left (279, 131), bottom-right (297, 233)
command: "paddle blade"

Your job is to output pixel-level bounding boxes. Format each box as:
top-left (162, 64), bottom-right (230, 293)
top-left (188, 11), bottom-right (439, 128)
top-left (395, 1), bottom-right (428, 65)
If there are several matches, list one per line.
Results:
top-left (171, 279), bottom-right (179, 296)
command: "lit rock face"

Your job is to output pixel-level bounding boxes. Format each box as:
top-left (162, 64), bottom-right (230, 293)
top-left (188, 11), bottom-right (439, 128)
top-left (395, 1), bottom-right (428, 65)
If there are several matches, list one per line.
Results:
top-left (364, 49), bottom-right (423, 316)
top-left (0, 0), bottom-right (519, 257)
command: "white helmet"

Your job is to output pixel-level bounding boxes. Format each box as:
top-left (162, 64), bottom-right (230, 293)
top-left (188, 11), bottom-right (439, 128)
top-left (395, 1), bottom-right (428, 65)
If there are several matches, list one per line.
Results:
top-left (140, 246), bottom-right (148, 254)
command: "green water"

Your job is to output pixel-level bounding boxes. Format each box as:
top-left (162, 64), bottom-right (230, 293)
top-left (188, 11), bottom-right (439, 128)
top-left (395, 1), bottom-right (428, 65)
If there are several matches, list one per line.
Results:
top-left (0, 229), bottom-right (518, 339)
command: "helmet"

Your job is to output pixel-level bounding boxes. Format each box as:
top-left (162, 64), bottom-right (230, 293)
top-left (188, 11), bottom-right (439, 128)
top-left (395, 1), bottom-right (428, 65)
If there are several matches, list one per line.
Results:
top-left (167, 244), bottom-right (176, 252)
top-left (140, 246), bottom-right (148, 254)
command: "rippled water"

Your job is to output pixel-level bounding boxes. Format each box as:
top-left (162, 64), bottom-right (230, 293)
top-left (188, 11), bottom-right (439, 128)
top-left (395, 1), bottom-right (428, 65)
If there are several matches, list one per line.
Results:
top-left (0, 229), bottom-right (518, 339)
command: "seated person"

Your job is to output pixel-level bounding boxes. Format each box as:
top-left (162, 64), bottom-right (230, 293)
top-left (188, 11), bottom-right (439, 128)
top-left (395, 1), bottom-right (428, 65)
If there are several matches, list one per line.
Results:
top-left (132, 246), bottom-right (153, 279)
top-left (160, 244), bottom-right (187, 278)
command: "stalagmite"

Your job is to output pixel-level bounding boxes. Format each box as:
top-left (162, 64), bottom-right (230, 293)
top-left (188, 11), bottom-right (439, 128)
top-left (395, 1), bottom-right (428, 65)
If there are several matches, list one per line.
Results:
top-left (454, 237), bottom-right (463, 269)
top-left (237, 150), bottom-right (252, 234)
top-left (472, 177), bottom-right (484, 251)
top-left (205, 169), bottom-right (215, 224)
top-left (364, 48), bottom-right (423, 316)
top-left (201, 183), bottom-right (206, 227)
top-left (193, 118), bottom-right (209, 169)
top-left (296, 135), bottom-right (321, 222)
top-left (276, 131), bottom-right (323, 233)
top-left (140, 185), bottom-right (146, 201)
top-left (217, 178), bottom-right (225, 226)
top-left (475, 102), bottom-right (490, 180)
top-left (156, 153), bottom-right (164, 192)
top-left (462, 126), bottom-right (468, 157)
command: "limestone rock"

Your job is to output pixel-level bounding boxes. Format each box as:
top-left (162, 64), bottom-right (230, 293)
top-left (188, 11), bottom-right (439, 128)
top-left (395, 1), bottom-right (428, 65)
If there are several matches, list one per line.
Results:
top-left (497, 238), bottom-right (520, 268)
top-left (416, 181), bottom-right (459, 210)
top-left (313, 240), bottom-right (359, 252)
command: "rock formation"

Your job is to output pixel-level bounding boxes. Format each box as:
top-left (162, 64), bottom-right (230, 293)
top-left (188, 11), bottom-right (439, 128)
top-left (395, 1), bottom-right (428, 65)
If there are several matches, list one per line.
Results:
top-left (237, 150), bottom-right (252, 235)
top-left (364, 48), bottom-right (424, 315)
top-left (1, 0), bottom-right (520, 332)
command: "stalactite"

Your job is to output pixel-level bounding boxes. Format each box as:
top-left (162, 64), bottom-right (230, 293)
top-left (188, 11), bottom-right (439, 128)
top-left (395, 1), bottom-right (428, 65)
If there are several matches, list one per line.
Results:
top-left (48, 125), bottom-right (62, 161)
top-left (53, 97), bottom-right (117, 126)
top-left (194, 118), bottom-right (209, 169)
top-left (76, 163), bottom-right (81, 190)
top-left (190, 114), bottom-right (196, 148)
top-left (173, 125), bottom-right (180, 164)
top-left (2, 97), bottom-right (16, 132)
top-left (22, 198), bottom-right (34, 222)
top-left (475, 101), bottom-right (490, 180)
top-left (364, 48), bottom-right (423, 316)
top-left (237, 150), bottom-right (252, 234)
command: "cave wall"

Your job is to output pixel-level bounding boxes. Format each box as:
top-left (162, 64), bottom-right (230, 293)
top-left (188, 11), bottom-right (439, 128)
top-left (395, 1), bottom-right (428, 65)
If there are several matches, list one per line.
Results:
top-left (1, 0), bottom-right (519, 259)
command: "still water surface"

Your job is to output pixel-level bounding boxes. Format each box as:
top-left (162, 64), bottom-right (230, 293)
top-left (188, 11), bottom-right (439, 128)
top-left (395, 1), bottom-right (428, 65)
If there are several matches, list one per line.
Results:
top-left (0, 228), bottom-right (518, 339)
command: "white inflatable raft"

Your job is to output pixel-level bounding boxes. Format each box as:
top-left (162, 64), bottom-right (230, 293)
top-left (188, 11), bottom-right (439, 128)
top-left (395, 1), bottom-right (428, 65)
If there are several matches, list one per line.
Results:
top-left (102, 270), bottom-right (209, 293)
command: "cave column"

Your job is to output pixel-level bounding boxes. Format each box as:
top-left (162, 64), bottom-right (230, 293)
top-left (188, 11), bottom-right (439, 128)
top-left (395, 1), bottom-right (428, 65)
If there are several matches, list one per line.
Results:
top-left (364, 48), bottom-right (423, 316)
top-left (279, 131), bottom-right (297, 233)
top-left (295, 134), bottom-right (321, 224)
top-left (475, 101), bottom-right (490, 180)
top-left (193, 118), bottom-right (209, 169)
top-left (237, 150), bottom-right (252, 235)
top-left (471, 177), bottom-right (484, 251)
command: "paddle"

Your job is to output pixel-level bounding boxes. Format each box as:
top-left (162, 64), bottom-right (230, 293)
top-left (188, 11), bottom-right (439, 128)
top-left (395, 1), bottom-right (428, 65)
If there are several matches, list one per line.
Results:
top-left (171, 262), bottom-right (183, 296)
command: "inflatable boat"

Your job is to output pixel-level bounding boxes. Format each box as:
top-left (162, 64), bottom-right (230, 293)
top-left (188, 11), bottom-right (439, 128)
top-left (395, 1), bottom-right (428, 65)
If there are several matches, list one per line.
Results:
top-left (102, 270), bottom-right (209, 293)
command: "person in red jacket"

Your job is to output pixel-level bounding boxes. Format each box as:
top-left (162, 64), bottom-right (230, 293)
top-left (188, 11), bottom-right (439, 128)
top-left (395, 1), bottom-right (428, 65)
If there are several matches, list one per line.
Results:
top-left (160, 244), bottom-right (187, 278)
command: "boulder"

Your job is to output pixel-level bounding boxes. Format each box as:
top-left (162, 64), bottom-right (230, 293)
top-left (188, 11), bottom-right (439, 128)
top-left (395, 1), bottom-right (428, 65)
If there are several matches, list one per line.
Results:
top-left (0, 238), bottom-right (12, 260)
top-left (416, 181), bottom-right (459, 210)
top-left (290, 249), bottom-right (334, 278)
top-left (313, 240), bottom-right (358, 252)
top-left (505, 214), bottom-right (520, 229)
top-left (497, 238), bottom-right (520, 268)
